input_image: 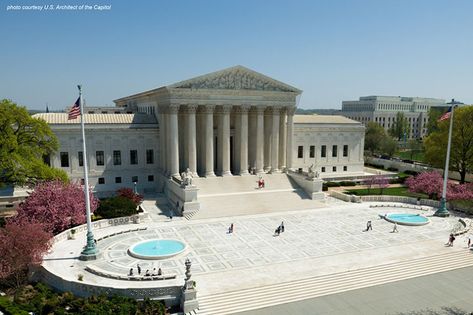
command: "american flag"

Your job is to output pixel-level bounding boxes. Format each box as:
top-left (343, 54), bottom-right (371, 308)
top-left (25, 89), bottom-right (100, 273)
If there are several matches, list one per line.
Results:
top-left (68, 97), bottom-right (81, 120)
top-left (438, 106), bottom-right (452, 122)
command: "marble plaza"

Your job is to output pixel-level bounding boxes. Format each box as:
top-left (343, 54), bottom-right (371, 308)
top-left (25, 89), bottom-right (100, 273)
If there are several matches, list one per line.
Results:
top-left (42, 199), bottom-right (466, 304)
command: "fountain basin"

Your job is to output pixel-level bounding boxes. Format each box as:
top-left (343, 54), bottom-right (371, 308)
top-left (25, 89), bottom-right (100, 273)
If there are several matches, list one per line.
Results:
top-left (128, 239), bottom-right (186, 260)
top-left (384, 213), bottom-right (430, 226)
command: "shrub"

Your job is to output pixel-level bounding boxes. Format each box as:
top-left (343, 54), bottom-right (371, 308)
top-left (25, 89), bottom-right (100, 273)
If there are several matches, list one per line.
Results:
top-left (339, 181), bottom-right (356, 187)
top-left (6, 283), bottom-right (166, 314)
top-left (116, 188), bottom-right (143, 206)
top-left (324, 182), bottom-right (341, 187)
top-left (404, 170), bottom-right (419, 176)
top-left (95, 196), bottom-right (137, 219)
top-left (0, 296), bottom-right (29, 315)
top-left (387, 167), bottom-right (399, 172)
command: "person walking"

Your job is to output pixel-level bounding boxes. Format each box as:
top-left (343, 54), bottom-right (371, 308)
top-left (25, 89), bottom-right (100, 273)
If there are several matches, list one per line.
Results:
top-left (129, 268), bottom-right (134, 276)
top-left (365, 220), bottom-right (372, 231)
top-left (392, 222), bottom-right (398, 233)
top-left (446, 233), bottom-right (455, 247)
top-left (280, 221), bottom-right (285, 233)
top-left (468, 235), bottom-right (471, 248)
top-left (137, 264), bottom-right (141, 275)
top-left (230, 223), bottom-right (234, 233)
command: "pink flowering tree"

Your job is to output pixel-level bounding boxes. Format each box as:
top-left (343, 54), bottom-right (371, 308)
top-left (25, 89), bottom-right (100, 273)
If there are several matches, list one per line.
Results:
top-left (374, 175), bottom-right (390, 195)
top-left (117, 187), bottom-right (143, 206)
top-left (405, 171), bottom-right (443, 199)
top-left (9, 180), bottom-right (99, 235)
top-left (0, 222), bottom-right (52, 289)
top-left (406, 171), bottom-right (473, 201)
top-left (364, 174), bottom-right (390, 194)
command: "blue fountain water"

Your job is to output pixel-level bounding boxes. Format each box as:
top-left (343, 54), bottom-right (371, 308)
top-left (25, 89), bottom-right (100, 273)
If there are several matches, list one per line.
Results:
top-left (129, 239), bottom-right (186, 259)
top-left (384, 213), bottom-right (429, 226)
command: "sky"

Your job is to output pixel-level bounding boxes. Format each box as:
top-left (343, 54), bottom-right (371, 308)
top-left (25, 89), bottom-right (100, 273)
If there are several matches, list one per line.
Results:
top-left (1, 0), bottom-right (472, 110)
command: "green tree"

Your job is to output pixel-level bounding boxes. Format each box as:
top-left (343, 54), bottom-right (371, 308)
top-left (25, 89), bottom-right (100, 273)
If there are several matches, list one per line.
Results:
top-left (0, 99), bottom-right (67, 186)
top-left (407, 139), bottom-right (422, 160)
top-left (424, 105), bottom-right (473, 183)
top-left (380, 136), bottom-right (398, 157)
top-left (388, 112), bottom-right (410, 140)
top-left (365, 122), bottom-right (386, 155)
top-left (426, 107), bottom-right (443, 136)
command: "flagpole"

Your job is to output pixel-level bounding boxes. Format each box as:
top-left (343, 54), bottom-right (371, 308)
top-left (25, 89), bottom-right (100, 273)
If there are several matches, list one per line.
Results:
top-left (434, 99), bottom-right (460, 217)
top-left (78, 85), bottom-right (98, 260)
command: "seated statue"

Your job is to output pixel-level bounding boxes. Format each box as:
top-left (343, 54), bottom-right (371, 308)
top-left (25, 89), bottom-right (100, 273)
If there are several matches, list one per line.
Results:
top-left (307, 164), bottom-right (316, 179)
top-left (181, 168), bottom-right (193, 187)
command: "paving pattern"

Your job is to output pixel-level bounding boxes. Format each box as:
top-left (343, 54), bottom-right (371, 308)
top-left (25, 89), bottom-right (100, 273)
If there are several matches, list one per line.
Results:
top-left (91, 204), bottom-right (456, 279)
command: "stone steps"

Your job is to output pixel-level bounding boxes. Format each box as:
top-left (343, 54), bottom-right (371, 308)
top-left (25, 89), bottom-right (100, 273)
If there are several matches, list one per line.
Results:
top-left (195, 250), bottom-right (473, 315)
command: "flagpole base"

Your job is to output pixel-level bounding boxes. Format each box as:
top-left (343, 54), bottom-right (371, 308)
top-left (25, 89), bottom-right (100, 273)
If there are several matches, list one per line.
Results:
top-left (79, 231), bottom-right (98, 261)
top-left (434, 198), bottom-right (450, 217)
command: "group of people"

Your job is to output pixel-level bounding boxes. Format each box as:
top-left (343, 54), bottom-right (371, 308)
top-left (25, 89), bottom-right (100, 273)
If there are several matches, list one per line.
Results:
top-left (274, 221), bottom-right (285, 236)
top-left (129, 264), bottom-right (162, 277)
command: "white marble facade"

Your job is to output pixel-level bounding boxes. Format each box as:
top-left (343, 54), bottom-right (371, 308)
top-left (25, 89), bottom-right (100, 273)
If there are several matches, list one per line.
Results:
top-left (37, 66), bottom-right (365, 195)
top-left (114, 66), bottom-right (302, 178)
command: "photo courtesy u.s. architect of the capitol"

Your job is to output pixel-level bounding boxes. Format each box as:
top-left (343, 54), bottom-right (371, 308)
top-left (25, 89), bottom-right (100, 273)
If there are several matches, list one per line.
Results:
top-left (34, 65), bottom-right (365, 216)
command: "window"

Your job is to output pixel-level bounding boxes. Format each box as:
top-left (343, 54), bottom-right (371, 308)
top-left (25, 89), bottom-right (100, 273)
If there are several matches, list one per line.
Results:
top-left (98, 177), bottom-right (105, 184)
top-left (96, 151), bottom-right (104, 166)
top-left (148, 175), bottom-right (154, 182)
top-left (115, 177), bottom-right (122, 184)
top-left (309, 146), bottom-right (315, 158)
top-left (297, 146), bottom-right (303, 158)
top-left (132, 176), bottom-right (138, 183)
top-left (113, 150), bottom-right (121, 165)
top-left (78, 151), bottom-right (83, 167)
top-left (146, 149), bottom-right (154, 164)
top-left (333, 166), bottom-right (337, 172)
top-left (332, 145), bottom-right (338, 157)
top-left (321, 145), bottom-right (326, 158)
top-left (80, 178), bottom-right (84, 185)
top-left (321, 167), bottom-right (326, 172)
top-left (343, 166), bottom-right (347, 171)
top-left (130, 150), bottom-right (138, 165)
top-left (60, 152), bottom-right (69, 167)
top-left (343, 145), bottom-right (348, 157)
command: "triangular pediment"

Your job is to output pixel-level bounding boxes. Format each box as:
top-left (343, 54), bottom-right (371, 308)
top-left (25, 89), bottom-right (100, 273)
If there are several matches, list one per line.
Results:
top-left (168, 65), bottom-right (301, 93)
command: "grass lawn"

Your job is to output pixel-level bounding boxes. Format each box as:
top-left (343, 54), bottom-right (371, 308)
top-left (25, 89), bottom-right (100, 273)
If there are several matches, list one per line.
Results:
top-left (394, 150), bottom-right (426, 162)
top-left (345, 186), bottom-right (429, 199)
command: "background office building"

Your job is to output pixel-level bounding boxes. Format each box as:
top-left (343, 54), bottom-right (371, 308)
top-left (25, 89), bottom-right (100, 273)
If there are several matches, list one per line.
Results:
top-left (340, 96), bottom-right (446, 139)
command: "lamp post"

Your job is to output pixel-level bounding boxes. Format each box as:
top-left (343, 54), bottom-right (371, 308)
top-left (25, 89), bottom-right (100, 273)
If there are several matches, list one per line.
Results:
top-left (434, 99), bottom-right (463, 217)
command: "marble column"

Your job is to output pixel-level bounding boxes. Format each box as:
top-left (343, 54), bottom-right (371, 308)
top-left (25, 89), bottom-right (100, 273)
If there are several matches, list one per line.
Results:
top-left (169, 104), bottom-right (180, 177)
top-left (187, 105), bottom-right (198, 176)
top-left (264, 110), bottom-right (272, 171)
top-left (235, 105), bottom-right (250, 175)
top-left (271, 106), bottom-right (280, 172)
top-left (217, 105), bottom-right (232, 176)
top-left (279, 108), bottom-right (287, 171)
top-left (204, 105), bottom-right (215, 177)
top-left (158, 108), bottom-right (166, 175)
top-left (255, 106), bottom-right (265, 174)
top-left (286, 107), bottom-right (295, 170)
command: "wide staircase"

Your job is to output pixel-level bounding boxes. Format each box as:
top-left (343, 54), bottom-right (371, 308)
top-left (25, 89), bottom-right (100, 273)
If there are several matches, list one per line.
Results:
top-left (190, 174), bottom-right (325, 219)
top-left (192, 250), bottom-right (473, 315)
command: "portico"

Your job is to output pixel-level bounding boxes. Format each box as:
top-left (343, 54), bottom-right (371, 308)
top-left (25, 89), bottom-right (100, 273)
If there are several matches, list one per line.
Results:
top-left (114, 66), bottom-right (302, 178)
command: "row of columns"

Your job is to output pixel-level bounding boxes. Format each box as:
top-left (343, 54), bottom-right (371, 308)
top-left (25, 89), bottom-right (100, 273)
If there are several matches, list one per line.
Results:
top-left (159, 105), bottom-right (295, 178)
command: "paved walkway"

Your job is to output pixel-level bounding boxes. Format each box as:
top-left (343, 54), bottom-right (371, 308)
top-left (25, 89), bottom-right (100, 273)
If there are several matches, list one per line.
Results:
top-left (235, 266), bottom-right (473, 315)
top-left (43, 202), bottom-right (464, 296)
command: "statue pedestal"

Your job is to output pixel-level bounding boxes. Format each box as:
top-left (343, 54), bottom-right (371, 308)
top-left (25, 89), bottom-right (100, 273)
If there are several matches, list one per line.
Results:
top-left (180, 287), bottom-right (199, 313)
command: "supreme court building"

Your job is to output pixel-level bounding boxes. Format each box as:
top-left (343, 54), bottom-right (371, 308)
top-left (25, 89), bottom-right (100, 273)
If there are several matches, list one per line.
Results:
top-left (36, 66), bottom-right (365, 197)
top-left (114, 65), bottom-right (301, 178)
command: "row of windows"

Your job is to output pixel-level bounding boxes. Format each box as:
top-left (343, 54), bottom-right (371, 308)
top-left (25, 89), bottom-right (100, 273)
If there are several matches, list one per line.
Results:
top-left (319, 166), bottom-right (348, 172)
top-left (59, 150), bottom-right (154, 168)
top-left (298, 145), bottom-right (349, 159)
top-left (96, 175), bottom-right (155, 185)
